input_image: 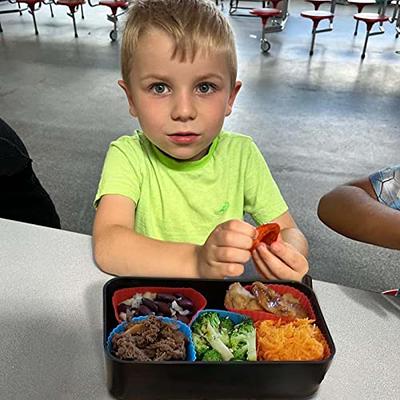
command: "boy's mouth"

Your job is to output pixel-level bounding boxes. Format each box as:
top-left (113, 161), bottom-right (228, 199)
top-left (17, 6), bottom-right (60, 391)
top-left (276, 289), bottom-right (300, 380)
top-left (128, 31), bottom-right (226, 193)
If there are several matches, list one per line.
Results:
top-left (168, 132), bottom-right (200, 144)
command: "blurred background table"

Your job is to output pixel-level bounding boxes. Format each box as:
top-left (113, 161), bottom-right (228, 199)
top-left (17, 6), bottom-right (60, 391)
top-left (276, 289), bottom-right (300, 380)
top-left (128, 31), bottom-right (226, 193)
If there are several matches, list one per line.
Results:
top-left (0, 217), bottom-right (399, 399)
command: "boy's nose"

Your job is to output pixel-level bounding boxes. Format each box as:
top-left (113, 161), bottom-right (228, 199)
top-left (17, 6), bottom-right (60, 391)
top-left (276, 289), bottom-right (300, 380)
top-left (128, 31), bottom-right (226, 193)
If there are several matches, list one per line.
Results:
top-left (170, 91), bottom-right (197, 121)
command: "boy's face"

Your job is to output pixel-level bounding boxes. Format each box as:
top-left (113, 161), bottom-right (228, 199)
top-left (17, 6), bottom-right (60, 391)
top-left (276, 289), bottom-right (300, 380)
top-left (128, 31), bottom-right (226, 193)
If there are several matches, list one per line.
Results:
top-left (119, 29), bottom-right (241, 161)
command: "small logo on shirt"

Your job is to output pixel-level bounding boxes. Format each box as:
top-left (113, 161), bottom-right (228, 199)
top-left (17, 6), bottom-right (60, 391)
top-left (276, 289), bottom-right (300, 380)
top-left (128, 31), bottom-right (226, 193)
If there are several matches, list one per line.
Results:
top-left (215, 201), bottom-right (230, 215)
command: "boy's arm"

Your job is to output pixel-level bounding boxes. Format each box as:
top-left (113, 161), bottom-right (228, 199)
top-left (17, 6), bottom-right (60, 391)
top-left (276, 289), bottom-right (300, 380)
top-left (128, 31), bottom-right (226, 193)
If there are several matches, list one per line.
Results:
top-left (93, 195), bottom-right (255, 278)
top-left (318, 177), bottom-right (400, 250)
top-left (271, 211), bottom-right (308, 257)
top-left (93, 194), bottom-right (200, 277)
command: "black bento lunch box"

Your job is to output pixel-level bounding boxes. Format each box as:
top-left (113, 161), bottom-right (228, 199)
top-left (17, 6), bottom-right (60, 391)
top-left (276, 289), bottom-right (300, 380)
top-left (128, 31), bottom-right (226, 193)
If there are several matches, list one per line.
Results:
top-left (103, 277), bottom-right (336, 399)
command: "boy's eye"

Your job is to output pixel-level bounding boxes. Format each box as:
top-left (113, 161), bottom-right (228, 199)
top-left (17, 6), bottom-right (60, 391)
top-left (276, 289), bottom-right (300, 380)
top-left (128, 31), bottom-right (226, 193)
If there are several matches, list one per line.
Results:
top-left (197, 82), bottom-right (216, 94)
top-left (150, 83), bottom-right (169, 94)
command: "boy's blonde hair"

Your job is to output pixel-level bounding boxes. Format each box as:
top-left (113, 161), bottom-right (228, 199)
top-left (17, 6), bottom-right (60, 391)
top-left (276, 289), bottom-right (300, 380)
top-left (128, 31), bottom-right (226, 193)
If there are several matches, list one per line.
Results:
top-left (121, 0), bottom-right (238, 88)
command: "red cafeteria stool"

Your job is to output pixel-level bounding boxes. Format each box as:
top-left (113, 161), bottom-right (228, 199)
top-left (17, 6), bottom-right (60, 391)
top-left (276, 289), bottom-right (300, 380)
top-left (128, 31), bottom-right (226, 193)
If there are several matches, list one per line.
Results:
top-left (347, 0), bottom-right (376, 35)
top-left (267, 0), bottom-right (289, 23)
top-left (56, 0), bottom-right (85, 37)
top-left (87, 0), bottom-right (128, 41)
top-left (353, 12), bottom-right (389, 58)
top-left (5, 0), bottom-right (54, 35)
top-left (305, 0), bottom-right (331, 10)
top-left (301, 1), bottom-right (336, 56)
top-left (250, 8), bottom-right (282, 52)
top-left (267, 0), bottom-right (282, 7)
top-left (230, 0), bottom-right (267, 16)
top-left (12, 0), bottom-right (43, 35)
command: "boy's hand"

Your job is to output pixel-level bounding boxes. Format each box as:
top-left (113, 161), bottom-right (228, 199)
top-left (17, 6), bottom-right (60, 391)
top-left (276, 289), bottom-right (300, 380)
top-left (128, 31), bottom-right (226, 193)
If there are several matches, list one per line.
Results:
top-left (251, 235), bottom-right (309, 281)
top-left (196, 220), bottom-right (256, 279)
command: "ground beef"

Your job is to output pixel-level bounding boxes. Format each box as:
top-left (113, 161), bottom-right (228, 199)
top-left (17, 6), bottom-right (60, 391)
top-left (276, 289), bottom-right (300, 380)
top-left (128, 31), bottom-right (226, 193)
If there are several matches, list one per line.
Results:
top-left (112, 315), bottom-right (187, 361)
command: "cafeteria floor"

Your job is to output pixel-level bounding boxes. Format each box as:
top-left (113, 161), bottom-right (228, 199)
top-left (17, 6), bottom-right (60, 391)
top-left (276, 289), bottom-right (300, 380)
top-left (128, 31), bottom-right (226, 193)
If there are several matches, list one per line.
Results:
top-left (1, 0), bottom-right (399, 292)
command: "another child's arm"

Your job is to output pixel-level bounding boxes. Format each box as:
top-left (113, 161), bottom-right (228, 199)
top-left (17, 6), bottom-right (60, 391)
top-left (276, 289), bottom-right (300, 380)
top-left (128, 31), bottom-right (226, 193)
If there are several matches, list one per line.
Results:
top-left (251, 211), bottom-right (309, 281)
top-left (317, 177), bottom-right (400, 250)
top-left (93, 194), bottom-right (256, 278)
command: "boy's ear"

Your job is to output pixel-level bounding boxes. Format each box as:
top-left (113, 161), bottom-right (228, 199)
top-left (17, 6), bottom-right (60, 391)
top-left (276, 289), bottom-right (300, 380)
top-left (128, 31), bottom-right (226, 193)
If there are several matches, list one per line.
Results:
top-left (118, 80), bottom-right (138, 118)
top-left (225, 80), bottom-right (242, 117)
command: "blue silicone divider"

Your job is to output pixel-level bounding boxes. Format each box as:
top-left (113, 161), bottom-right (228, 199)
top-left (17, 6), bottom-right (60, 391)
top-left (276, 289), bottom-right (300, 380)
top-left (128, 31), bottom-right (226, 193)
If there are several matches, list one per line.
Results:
top-left (107, 316), bottom-right (196, 361)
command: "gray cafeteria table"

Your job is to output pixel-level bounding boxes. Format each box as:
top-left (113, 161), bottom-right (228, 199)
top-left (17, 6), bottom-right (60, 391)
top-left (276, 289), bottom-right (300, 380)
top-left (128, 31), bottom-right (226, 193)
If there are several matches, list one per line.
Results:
top-left (1, 217), bottom-right (399, 400)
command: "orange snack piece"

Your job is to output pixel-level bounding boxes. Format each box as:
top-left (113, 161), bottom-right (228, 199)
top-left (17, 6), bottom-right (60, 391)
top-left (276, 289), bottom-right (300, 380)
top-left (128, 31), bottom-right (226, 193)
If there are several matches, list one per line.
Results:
top-left (251, 223), bottom-right (280, 251)
top-left (256, 319), bottom-right (327, 361)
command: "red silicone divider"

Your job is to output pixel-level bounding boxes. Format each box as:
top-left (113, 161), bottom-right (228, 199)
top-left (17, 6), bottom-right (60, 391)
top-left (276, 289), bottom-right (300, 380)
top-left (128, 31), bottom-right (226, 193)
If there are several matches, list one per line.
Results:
top-left (320, 331), bottom-right (331, 359)
top-left (112, 287), bottom-right (207, 324)
top-left (225, 283), bottom-right (316, 323)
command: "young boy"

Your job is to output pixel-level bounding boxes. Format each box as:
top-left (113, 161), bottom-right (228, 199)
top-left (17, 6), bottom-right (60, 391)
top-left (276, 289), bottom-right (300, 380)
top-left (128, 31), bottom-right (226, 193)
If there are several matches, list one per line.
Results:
top-left (318, 165), bottom-right (400, 250)
top-left (93, 0), bottom-right (308, 280)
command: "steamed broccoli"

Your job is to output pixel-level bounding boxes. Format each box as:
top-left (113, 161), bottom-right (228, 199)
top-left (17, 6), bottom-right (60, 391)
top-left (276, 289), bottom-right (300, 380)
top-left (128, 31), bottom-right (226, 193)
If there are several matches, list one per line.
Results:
top-left (191, 312), bottom-right (234, 361)
top-left (232, 346), bottom-right (248, 361)
top-left (202, 349), bottom-right (223, 362)
top-left (192, 312), bottom-right (257, 362)
top-left (219, 316), bottom-right (234, 346)
top-left (192, 332), bottom-right (210, 358)
top-left (230, 319), bottom-right (257, 361)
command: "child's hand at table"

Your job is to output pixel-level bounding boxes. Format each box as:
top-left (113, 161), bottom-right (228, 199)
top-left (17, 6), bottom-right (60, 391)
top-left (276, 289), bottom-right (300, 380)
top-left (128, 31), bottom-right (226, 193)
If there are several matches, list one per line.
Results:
top-left (251, 234), bottom-right (309, 281)
top-left (196, 220), bottom-right (256, 279)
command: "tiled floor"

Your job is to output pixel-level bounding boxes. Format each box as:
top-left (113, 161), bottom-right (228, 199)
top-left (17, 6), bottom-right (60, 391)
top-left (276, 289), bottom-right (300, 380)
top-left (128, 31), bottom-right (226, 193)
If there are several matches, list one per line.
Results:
top-left (0, 0), bottom-right (399, 291)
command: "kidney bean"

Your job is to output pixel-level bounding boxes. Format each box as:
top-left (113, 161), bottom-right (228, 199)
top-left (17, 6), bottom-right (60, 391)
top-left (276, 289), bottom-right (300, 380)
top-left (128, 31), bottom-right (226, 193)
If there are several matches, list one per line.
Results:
top-left (138, 304), bottom-right (153, 316)
top-left (176, 297), bottom-right (194, 310)
top-left (154, 301), bottom-right (171, 316)
top-left (142, 298), bottom-right (159, 312)
top-left (156, 293), bottom-right (176, 303)
top-left (117, 303), bottom-right (129, 314)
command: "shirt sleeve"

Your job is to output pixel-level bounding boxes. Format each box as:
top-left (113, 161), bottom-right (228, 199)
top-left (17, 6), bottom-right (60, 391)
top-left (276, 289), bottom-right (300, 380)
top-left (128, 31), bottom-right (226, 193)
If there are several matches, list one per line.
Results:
top-left (94, 137), bottom-right (142, 208)
top-left (369, 165), bottom-right (400, 211)
top-left (243, 140), bottom-right (288, 224)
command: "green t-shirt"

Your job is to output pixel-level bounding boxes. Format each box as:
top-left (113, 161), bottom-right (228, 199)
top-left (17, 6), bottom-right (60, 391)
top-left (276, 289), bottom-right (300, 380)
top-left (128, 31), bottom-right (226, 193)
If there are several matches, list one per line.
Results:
top-left (95, 130), bottom-right (288, 245)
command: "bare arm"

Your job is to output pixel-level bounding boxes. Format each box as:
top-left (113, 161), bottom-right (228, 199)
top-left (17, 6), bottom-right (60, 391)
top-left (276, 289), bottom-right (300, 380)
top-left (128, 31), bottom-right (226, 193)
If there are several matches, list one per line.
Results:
top-left (273, 211), bottom-right (309, 258)
top-left (317, 177), bottom-right (400, 250)
top-left (92, 194), bottom-right (200, 277)
top-left (93, 195), bottom-right (256, 278)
